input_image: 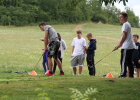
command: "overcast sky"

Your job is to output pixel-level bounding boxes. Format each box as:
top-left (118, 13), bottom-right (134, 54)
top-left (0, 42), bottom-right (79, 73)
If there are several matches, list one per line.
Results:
top-left (115, 0), bottom-right (140, 18)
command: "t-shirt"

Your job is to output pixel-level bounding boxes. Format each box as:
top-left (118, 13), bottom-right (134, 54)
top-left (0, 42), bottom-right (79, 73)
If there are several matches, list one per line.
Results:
top-left (60, 39), bottom-right (67, 58)
top-left (44, 25), bottom-right (59, 42)
top-left (121, 21), bottom-right (136, 49)
top-left (72, 37), bottom-right (86, 56)
top-left (132, 42), bottom-right (140, 62)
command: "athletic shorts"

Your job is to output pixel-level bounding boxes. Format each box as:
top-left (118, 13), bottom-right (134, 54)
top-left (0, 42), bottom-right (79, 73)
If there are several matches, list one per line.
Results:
top-left (47, 41), bottom-right (60, 59)
top-left (71, 54), bottom-right (85, 67)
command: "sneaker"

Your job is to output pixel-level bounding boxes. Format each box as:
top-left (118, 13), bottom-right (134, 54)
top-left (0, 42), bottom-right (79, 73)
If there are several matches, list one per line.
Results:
top-left (45, 71), bottom-right (53, 77)
top-left (60, 72), bottom-right (64, 76)
top-left (118, 75), bottom-right (126, 78)
top-left (45, 70), bottom-right (49, 75)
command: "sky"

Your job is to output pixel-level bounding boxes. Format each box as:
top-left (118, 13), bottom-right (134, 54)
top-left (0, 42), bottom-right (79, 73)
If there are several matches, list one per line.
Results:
top-left (115, 0), bottom-right (140, 18)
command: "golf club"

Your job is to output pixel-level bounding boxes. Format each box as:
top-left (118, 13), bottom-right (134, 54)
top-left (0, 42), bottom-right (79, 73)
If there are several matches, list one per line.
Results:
top-left (34, 54), bottom-right (43, 68)
top-left (28, 54), bottom-right (43, 76)
top-left (95, 50), bottom-right (114, 65)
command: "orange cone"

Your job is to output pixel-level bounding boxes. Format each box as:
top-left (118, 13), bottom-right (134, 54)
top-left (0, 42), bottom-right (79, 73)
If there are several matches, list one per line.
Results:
top-left (105, 73), bottom-right (114, 78)
top-left (29, 70), bottom-right (37, 76)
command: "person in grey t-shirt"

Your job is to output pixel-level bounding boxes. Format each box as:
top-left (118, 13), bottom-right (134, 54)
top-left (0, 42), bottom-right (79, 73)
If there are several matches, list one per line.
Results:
top-left (39, 22), bottom-right (64, 76)
top-left (44, 25), bottom-right (59, 42)
top-left (114, 12), bottom-right (136, 78)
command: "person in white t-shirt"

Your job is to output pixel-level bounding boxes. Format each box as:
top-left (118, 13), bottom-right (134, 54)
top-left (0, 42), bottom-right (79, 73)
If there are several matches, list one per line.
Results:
top-left (114, 12), bottom-right (136, 78)
top-left (71, 30), bottom-right (86, 75)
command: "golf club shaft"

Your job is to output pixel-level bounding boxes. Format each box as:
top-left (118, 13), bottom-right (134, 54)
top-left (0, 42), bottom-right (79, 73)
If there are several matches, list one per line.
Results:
top-left (95, 51), bottom-right (113, 65)
top-left (34, 55), bottom-right (43, 67)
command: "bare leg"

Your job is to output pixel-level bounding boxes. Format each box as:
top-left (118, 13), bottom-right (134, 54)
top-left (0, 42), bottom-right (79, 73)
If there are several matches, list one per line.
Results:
top-left (127, 68), bottom-right (129, 77)
top-left (47, 57), bottom-right (53, 72)
top-left (54, 58), bottom-right (62, 71)
top-left (73, 67), bottom-right (77, 75)
top-left (79, 66), bottom-right (83, 75)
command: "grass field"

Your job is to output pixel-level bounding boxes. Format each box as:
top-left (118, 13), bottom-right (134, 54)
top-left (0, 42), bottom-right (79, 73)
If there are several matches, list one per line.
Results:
top-left (0, 22), bottom-right (140, 100)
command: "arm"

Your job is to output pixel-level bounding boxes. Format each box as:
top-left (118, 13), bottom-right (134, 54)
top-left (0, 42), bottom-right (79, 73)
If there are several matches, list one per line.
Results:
top-left (114, 31), bottom-right (127, 51)
top-left (62, 40), bottom-right (67, 50)
top-left (83, 46), bottom-right (86, 54)
top-left (71, 39), bottom-right (75, 54)
top-left (72, 46), bottom-right (75, 54)
top-left (87, 41), bottom-right (96, 51)
top-left (83, 39), bottom-right (86, 54)
top-left (43, 30), bottom-right (49, 54)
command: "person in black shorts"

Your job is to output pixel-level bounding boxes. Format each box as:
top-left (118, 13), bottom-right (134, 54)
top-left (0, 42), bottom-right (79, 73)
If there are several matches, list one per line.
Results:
top-left (133, 34), bottom-right (140, 78)
top-left (39, 22), bottom-right (64, 76)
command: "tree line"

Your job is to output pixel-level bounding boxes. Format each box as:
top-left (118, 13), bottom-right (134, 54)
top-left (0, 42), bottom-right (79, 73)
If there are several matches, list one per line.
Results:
top-left (0, 0), bottom-right (139, 27)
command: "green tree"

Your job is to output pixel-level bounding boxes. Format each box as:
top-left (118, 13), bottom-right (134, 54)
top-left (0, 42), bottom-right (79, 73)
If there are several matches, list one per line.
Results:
top-left (100, 0), bottom-right (128, 5)
top-left (126, 7), bottom-right (139, 27)
top-left (0, 0), bottom-right (139, 27)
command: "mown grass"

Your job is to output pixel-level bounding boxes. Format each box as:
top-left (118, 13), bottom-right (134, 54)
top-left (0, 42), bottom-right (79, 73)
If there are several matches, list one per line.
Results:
top-left (0, 23), bottom-right (140, 100)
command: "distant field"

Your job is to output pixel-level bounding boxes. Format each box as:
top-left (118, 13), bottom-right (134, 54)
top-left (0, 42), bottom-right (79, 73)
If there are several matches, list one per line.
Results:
top-left (0, 23), bottom-right (140, 100)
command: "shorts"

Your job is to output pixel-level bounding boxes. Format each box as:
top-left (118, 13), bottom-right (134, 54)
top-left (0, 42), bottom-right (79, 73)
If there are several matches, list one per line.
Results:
top-left (134, 61), bottom-right (140, 68)
top-left (71, 54), bottom-right (85, 67)
top-left (47, 41), bottom-right (60, 59)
